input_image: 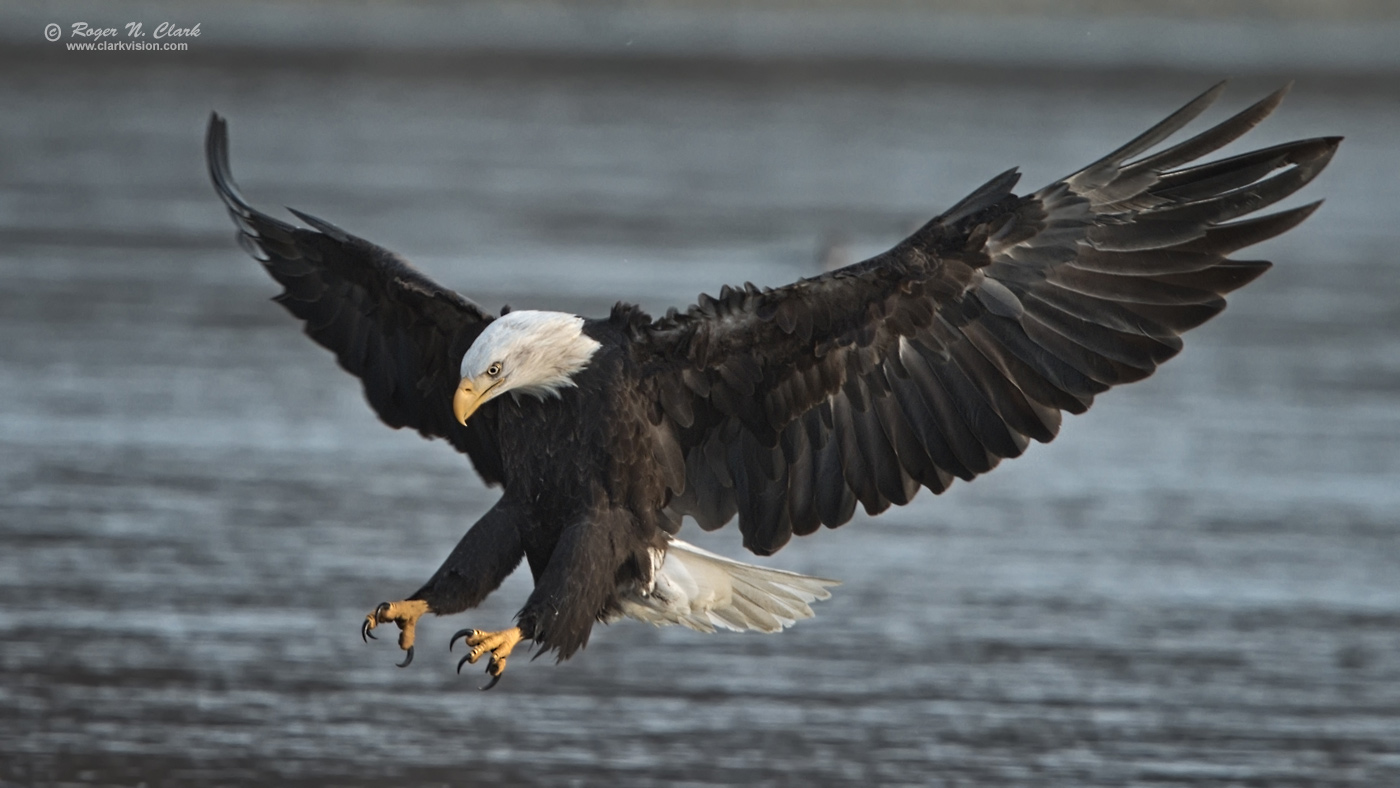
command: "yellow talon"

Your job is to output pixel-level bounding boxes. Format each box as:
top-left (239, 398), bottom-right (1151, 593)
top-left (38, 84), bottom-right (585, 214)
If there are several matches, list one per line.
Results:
top-left (451, 626), bottom-right (524, 689)
top-left (361, 599), bottom-right (429, 667)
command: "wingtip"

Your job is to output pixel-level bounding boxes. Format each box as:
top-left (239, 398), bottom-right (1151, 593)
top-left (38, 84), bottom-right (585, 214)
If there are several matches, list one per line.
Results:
top-left (205, 111), bottom-right (244, 205)
top-left (205, 111), bottom-right (227, 154)
top-left (1296, 198), bottom-right (1326, 217)
top-left (1296, 136), bottom-right (1342, 178)
top-left (1072, 80), bottom-right (1234, 181)
top-left (1189, 80), bottom-right (1230, 114)
top-left (1255, 82), bottom-right (1292, 114)
top-left (287, 206), bottom-right (352, 242)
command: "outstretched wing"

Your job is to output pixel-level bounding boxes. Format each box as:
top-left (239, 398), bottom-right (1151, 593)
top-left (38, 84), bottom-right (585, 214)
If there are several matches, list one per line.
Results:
top-left (633, 83), bottom-right (1338, 555)
top-left (206, 114), bottom-right (506, 484)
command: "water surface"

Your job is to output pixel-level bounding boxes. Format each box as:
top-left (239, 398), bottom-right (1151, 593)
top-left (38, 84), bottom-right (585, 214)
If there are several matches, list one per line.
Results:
top-left (2, 19), bottom-right (1399, 787)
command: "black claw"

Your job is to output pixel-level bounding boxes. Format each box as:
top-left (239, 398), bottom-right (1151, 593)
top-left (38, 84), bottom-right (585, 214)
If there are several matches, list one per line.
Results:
top-left (479, 670), bottom-right (502, 691)
top-left (456, 654), bottom-right (471, 674)
top-left (374, 601), bottom-right (391, 617)
top-left (361, 619), bottom-right (376, 642)
top-left (449, 628), bottom-right (476, 652)
top-left (396, 646), bottom-right (414, 668)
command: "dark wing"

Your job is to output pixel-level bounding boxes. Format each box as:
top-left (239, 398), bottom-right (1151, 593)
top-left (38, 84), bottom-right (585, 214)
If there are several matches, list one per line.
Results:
top-left (633, 83), bottom-right (1338, 555)
top-left (206, 114), bottom-right (506, 484)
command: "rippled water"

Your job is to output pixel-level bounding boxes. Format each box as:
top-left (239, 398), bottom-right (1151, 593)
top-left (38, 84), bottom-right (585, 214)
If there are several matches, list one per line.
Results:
top-left (2, 12), bottom-right (1400, 786)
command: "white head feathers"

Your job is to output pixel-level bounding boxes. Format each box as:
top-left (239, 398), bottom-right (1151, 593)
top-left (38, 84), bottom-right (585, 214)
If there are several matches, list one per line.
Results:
top-left (459, 310), bottom-right (602, 401)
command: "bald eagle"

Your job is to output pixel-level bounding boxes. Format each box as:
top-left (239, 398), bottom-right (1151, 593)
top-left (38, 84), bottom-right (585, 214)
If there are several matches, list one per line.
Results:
top-left (208, 83), bottom-right (1336, 689)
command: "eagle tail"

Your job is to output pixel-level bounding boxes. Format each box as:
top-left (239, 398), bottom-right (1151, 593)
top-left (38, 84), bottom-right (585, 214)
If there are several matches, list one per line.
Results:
top-left (613, 539), bottom-right (839, 633)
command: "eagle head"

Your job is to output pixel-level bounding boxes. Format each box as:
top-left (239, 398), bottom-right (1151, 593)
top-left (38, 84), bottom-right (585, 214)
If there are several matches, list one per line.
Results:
top-left (454, 310), bottom-right (602, 425)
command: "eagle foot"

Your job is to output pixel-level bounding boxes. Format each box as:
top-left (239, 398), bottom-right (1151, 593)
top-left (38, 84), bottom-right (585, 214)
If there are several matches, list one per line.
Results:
top-left (361, 599), bottom-right (429, 668)
top-left (450, 626), bottom-right (524, 691)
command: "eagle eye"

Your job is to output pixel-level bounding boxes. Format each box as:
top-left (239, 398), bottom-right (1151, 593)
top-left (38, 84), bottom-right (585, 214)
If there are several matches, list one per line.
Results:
top-left (487, 362), bottom-right (502, 378)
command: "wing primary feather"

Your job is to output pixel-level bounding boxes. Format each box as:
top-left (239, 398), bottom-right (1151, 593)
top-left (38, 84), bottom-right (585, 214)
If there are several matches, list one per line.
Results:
top-left (1177, 201), bottom-right (1324, 255)
top-left (1067, 81), bottom-right (1227, 191)
top-left (287, 208), bottom-right (353, 243)
top-left (1120, 84), bottom-right (1289, 179)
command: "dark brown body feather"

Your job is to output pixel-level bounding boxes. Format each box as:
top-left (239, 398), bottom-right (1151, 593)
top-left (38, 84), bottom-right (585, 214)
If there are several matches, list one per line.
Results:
top-left (208, 83), bottom-right (1337, 660)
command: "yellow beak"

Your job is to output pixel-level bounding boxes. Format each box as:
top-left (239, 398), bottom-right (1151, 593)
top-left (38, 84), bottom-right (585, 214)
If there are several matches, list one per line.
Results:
top-left (453, 378), bottom-right (485, 426)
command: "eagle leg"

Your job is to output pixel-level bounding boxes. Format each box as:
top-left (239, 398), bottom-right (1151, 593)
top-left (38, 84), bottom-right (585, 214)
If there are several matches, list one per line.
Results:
top-left (362, 599), bottom-right (430, 668)
top-left (450, 627), bottom-right (525, 690)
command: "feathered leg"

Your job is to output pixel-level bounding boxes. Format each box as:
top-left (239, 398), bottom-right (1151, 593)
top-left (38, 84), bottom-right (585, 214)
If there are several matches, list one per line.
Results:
top-left (362, 498), bottom-right (525, 667)
top-left (450, 507), bottom-right (640, 688)
top-left (518, 508), bottom-right (638, 660)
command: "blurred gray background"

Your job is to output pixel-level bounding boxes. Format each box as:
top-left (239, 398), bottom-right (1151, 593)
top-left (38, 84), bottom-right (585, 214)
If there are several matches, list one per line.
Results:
top-left (2, 1), bottom-right (1399, 786)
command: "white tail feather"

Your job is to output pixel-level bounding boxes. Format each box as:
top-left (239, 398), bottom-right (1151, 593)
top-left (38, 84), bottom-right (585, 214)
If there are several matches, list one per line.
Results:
top-left (611, 539), bottom-right (839, 633)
